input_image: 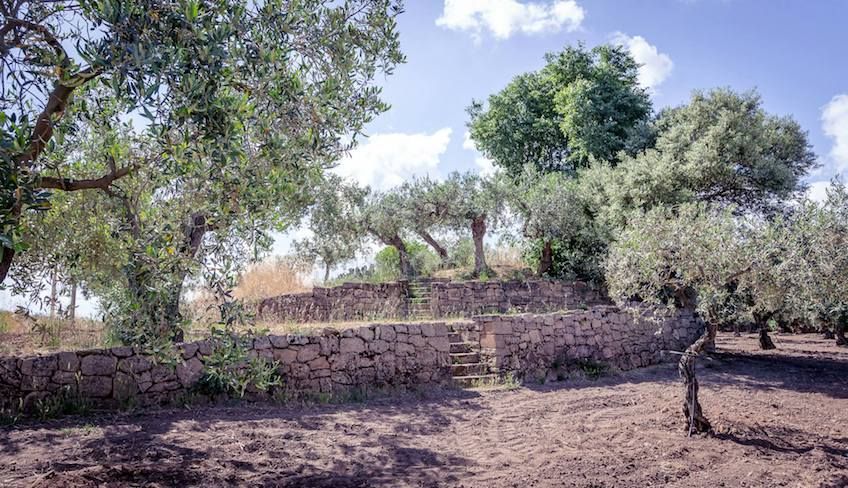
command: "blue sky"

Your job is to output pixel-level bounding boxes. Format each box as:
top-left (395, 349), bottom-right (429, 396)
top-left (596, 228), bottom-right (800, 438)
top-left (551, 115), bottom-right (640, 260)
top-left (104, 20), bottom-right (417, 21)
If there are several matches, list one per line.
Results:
top-left (330, 0), bottom-right (848, 199)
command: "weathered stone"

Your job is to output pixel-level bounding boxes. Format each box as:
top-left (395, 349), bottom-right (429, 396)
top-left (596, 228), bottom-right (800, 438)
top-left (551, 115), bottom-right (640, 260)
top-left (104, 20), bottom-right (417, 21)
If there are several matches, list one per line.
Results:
top-left (150, 364), bottom-right (175, 384)
top-left (175, 357), bottom-right (204, 387)
top-left (340, 337), bottom-right (365, 354)
top-left (113, 372), bottom-right (138, 401)
top-left (296, 344), bottom-right (320, 363)
top-left (80, 355), bottom-right (117, 376)
top-left (57, 352), bottom-right (80, 372)
top-left (253, 336), bottom-right (272, 350)
top-left (357, 327), bottom-right (375, 341)
top-left (20, 356), bottom-right (58, 377)
top-left (308, 357), bottom-right (330, 371)
top-left (79, 375), bottom-right (112, 398)
top-left (118, 356), bottom-right (153, 374)
top-left (110, 346), bottom-right (134, 358)
top-left (273, 348), bottom-right (299, 364)
top-left (181, 342), bottom-right (199, 359)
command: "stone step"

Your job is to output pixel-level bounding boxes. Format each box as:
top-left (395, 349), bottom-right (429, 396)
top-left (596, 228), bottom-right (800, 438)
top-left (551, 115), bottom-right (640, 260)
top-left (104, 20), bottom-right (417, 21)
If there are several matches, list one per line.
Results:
top-left (453, 374), bottom-right (501, 388)
top-left (449, 342), bottom-right (475, 354)
top-left (451, 363), bottom-right (488, 376)
top-left (449, 352), bottom-right (480, 364)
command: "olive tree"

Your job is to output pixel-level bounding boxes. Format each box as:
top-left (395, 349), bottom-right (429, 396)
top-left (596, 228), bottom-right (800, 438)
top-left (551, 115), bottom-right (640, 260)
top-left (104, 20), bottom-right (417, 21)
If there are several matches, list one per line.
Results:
top-left (363, 190), bottom-right (416, 278)
top-left (0, 0), bottom-right (404, 290)
top-left (506, 168), bottom-right (594, 277)
top-left (441, 172), bottom-right (505, 277)
top-left (293, 175), bottom-right (368, 283)
top-left (398, 176), bottom-right (452, 266)
top-left (4, 0), bottom-right (404, 344)
top-left (605, 203), bottom-right (754, 434)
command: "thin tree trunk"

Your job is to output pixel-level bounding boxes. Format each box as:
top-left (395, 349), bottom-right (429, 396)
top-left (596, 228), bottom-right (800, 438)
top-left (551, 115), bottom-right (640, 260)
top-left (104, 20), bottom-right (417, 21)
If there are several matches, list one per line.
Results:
top-left (0, 247), bottom-right (14, 284)
top-left (679, 322), bottom-right (717, 435)
top-left (538, 239), bottom-right (553, 276)
top-left (323, 263), bottom-right (331, 284)
top-left (69, 280), bottom-right (77, 326)
top-left (470, 215), bottom-right (489, 277)
top-left (417, 230), bottom-right (449, 266)
top-left (49, 269), bottom-right (58, 319)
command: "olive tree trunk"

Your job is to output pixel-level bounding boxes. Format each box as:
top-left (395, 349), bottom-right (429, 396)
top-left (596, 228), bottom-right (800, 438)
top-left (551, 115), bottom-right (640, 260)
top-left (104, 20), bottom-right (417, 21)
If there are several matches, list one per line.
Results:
top-left (537, 239), bottom-right (553, 276)
top-left (386, 235), bottom-right (416, 278)
top-left (679, 322), bottom-right (717, 435)
top-left (753, 311), bottom-right (776, 350)
top-left (417, 230), bottom-right (450, 266)
top-left (470, 215), bottom-right (490, 277)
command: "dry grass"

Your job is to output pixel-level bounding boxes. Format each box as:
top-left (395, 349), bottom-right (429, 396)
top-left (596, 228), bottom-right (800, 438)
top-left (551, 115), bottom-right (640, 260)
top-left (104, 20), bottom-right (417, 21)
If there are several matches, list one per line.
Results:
top-left (250, 317), bottom-right (472, 337)
top-left (234, 257), bottom-right (312, 300)
top-left (0, 311), bottom-right (108, 357)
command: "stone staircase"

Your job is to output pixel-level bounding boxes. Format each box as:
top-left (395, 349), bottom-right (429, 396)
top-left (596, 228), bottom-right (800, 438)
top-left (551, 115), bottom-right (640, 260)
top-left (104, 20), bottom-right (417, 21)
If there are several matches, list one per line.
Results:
top-left (448, 330), bottom-right (498, 387)
top-left (407, 280), bottom-right (433, 320)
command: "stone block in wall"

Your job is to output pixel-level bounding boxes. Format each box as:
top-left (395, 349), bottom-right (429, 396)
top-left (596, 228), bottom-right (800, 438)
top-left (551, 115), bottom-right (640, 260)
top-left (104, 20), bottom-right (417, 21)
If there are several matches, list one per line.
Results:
top-left (80, 354), bottom-right (117, 376)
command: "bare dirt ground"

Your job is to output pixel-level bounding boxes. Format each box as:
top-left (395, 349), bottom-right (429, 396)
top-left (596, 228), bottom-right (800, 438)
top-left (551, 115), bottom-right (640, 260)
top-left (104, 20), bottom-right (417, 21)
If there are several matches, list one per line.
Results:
top-left (1, 332), bottom-right (846, 488)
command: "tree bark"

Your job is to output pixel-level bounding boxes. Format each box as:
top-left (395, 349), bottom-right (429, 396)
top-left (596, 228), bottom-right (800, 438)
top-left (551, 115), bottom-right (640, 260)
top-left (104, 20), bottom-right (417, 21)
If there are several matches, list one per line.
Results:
top-left (679, 322), bottom-right (717, 435)
top-left (470, 215), bottom-right (489, 277)
top-left (417, 230), bottom-right (449, 266)
top-left (69, 280), bottom-right (77, 326)
top-left (49, 269), bottom-right (58, 318)
top-left (753, 311), bottom-right (776, 350)
top-left (323, 263), bottom-right (331, 284)
top-left (537, 239), bottom-right (553, 276)
top-left (836, 321), bottom-right (847, 347)
top-left (386, 235), bottom-right (415, 278)
top-left (0, 247), bottom-right (14, 284)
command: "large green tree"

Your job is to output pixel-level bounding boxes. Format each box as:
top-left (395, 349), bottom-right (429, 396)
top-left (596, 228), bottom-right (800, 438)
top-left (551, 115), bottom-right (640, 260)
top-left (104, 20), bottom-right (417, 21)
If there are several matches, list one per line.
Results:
top-left (0, 0), bottom-right (404, 289)
top-left (467, 43), bottom-right (652, 175)
top-left (583, 88), bottom-right (818, 229)
top-left (3, 0), bottom-right (404, 343)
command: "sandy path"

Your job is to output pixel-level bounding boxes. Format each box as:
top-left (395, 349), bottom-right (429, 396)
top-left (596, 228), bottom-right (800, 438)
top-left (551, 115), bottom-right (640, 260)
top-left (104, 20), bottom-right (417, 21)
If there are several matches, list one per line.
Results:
top-left (1, 333), bottom-right (846, 487)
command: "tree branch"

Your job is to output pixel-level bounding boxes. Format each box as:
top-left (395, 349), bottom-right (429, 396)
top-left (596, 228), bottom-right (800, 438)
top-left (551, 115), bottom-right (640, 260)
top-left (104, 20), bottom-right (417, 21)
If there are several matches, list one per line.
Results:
top-left (38, 164), bottom-right (135, 191)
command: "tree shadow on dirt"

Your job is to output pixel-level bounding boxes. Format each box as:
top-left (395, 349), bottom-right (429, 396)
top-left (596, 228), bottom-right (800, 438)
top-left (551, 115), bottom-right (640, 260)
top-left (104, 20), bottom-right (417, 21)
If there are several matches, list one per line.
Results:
top-left (2, 388), bottom-right (482, 487)
top-left (701, 350), bottom-right (848, 399)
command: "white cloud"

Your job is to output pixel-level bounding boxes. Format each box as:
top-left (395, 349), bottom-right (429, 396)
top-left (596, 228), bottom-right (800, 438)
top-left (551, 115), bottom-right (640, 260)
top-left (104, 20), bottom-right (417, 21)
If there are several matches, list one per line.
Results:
top-left (333, 128), bottom-right (452, 190)
top-left (612, 33), bottom-right (673, 91)
top-left (463, 131), bottom-right (497, 176)
top-left (436, 0), bottom-right (585, 41)
top-left (822, 94), bottom-right (848, 172)
top-left (807, 180), bottom-right (832, 203)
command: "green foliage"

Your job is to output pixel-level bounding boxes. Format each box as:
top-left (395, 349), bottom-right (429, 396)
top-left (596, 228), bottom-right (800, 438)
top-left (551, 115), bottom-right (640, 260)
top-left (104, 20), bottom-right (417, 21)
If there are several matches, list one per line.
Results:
top-left (374, 241), bottom-right (440, 280)
top-left (197, 328), bottom-right (281, 398)
top-left (294, 174), bottom-right (368, 282)
top-left (585, 89), bottom-right (817, 228)
top-left (468, 43), bottom-right (651, 175)
top-left (34, 385), bottom-right (92, 421)
top-left (3, 1), bottom-right (405, 344)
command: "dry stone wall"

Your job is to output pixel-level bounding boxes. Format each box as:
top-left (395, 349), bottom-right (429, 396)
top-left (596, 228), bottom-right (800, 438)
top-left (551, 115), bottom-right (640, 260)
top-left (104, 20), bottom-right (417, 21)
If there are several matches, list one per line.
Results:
top-left (257, 279), bottom-right (607, 323)
top-left (0, 322), bottom-right (453, 412)
top-left (0, 305), bottom-right (703, 413)
top-left (475, 306), bottom-right (704, 380)
top-left (429, 280), bottom-right (606, 317)
top-left (256, 282), bottom-right (408, 322)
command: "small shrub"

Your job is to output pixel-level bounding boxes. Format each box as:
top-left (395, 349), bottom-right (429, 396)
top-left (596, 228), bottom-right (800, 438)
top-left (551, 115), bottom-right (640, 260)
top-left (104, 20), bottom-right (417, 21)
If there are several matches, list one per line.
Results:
top-left (576, 359), bottom-right (609, 380)
top-left (34, 385), bottom-right (91, 421)
top-left (197, 328), bottom-right (282, 398)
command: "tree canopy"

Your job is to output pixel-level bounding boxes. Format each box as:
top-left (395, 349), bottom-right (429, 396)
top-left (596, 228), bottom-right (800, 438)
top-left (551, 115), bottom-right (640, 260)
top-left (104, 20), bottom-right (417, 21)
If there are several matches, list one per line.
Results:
top-left (467, 43), bottom-right (651, 175)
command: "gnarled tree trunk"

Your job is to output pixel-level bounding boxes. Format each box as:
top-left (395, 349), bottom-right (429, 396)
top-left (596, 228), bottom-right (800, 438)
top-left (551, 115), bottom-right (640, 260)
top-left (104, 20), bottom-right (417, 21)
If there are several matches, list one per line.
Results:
top-left (537, 239), bottom-right (553, 276)
top-left (679, 322), bottom-right (717, 435)
top-left (753, 311), bottom-right (776, 350)
top-left (470, 215), bottom-right (489, 277)
top-left (417, 230), bottom-right (449, 266)
top-left (386, 235), bottom-right (415, 278)
top-left (836, 321), bottom-right (847, 347)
